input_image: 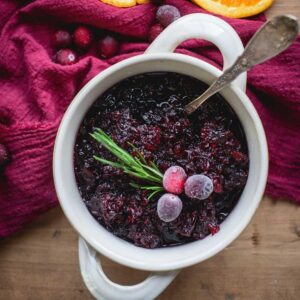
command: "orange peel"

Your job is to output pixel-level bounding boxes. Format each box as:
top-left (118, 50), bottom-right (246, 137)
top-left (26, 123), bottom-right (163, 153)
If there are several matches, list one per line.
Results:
top-left (192, 0), bottom-right (274, 18)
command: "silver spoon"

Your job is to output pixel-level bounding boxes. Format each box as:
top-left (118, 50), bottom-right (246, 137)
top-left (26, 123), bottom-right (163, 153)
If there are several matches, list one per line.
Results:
top-left (184, 15), bottom-right (299, 115)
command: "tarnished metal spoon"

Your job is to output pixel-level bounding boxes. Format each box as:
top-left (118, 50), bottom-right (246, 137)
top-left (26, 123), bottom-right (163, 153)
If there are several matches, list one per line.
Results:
top-left (184, 15), bottom-right (299, 115)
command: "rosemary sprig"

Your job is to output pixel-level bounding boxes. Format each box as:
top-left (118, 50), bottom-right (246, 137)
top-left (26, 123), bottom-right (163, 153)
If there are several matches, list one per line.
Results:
top-left (129, 182), bottom-right (164, 200)
top-left (90, 128), bottom-right (164, 193)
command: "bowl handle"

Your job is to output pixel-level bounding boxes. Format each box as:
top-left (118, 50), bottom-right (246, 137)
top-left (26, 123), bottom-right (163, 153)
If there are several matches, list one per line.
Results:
top-left (78, 237), bottom-right (180, 300)
top-left (146, 13), bottom-right (246, 92)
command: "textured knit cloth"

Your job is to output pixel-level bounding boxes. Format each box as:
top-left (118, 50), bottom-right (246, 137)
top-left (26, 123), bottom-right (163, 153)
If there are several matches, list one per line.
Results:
top-left (0, 0), bottom-right (299, 237)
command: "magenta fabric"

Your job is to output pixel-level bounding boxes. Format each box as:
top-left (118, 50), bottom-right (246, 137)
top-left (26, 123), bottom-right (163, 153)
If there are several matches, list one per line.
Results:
top-left (0, 0), bottom-right (299, 237)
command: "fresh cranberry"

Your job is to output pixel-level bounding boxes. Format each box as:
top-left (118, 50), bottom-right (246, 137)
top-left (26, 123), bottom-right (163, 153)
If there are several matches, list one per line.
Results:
top-left (163, 166), bottom-right (187, 194)
top-left (0, 144), bottom-right (9, 168)
top-left (53, 29), bottom-right (72, 48)
top-left (73, 26), bottom-right (93, 50)
top-left (148, 24), bottom-right (164, 42)
top-left (98, 36), bottom-right (119, 59)
top-left (54, 49), bottom-right (77, 65)
top-left (156, 5), bottom-right (181, 27)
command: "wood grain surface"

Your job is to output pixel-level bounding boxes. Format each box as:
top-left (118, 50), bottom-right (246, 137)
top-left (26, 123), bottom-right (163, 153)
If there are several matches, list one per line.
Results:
top-left (1, 1), bottom-right (300, 299)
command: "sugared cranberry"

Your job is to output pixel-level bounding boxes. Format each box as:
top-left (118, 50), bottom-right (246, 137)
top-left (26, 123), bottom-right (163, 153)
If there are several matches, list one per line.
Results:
top-left (98, 36), bottom-right (119, 59)
top-left (148, 24), bottom-right (164, 42)
top-left (157, 193), bottom-right (183, 222)
top-left (53, 30), bottom-right (72, 48)
top-left (54, 49), bottom-right (77, 65)
top-left (156, 5), bottom-right (181, 27)
top-left (0, 144), bottom-right (9, 168)
top-left (163, 166), bottom-right (187, 194)
top-left (73, 26), bottom-right (93, 50)
top-left (184, 174), bottom-right (214, 200)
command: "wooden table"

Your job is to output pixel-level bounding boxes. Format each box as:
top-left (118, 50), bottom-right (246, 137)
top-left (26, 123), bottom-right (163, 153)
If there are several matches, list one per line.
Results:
top-left (1, 1), bottom-right (300, 299)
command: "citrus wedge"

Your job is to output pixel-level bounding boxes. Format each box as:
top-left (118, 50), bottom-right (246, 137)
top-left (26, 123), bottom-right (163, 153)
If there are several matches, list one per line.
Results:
top-left (101, 0), bottom-right (136, 8)
top-left (137, 0), bottom-right (150, 3)
top-left (192, 0), bottom-right (274, 18)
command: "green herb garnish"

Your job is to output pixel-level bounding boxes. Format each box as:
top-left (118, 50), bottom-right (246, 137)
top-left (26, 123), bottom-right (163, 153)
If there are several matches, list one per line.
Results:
top-left (90, 128), bottom-right (164, 199)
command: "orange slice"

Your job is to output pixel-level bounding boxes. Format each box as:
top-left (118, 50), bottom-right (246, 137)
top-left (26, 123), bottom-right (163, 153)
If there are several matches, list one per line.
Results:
top-left (137, 0), bottom-right (150, 3)
top-left (192, 0), bottom-right (274, 18)
top-left (100, 0), bottom-right (136, 8)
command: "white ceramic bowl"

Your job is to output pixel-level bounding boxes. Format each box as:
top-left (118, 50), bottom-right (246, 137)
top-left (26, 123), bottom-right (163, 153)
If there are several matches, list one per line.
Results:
top-left (53, 14), bottom-right (268, 300)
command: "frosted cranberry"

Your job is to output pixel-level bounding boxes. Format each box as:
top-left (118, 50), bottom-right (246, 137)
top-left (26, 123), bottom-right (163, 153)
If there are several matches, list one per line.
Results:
top-left (54, 49), bottom-right (77, 65)
top-left (53, 30), bottom-right (72, 48)
top-left (156, 5), bottom-right (181, 27)
top-left (148, 24), bottom-right (164, 42)
top-left (163, 166), bottom-right (187, 194)
top-left (184, 174), bottom-right (214, 200)
top-left (157, 193), bottom-right (183, 222)
top-left (98, 36), bottom-right (119, 59)
top-left (0, 144), bottom-right (9, 168)
top-left (73, 26), bottom-right (93, 50)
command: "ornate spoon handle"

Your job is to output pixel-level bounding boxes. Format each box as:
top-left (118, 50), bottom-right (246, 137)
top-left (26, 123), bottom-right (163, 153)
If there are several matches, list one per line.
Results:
top-left (184, 15), bottom-right (299, 115)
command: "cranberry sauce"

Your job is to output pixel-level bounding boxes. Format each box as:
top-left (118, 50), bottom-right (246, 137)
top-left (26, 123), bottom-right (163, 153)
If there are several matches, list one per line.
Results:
top-left (74, 72), bottom-right (249, 249)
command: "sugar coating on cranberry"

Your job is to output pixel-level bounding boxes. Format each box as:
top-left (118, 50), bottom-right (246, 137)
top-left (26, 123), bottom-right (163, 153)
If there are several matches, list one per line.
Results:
top-left (53, 30), bottom-right (72, 48)
top-left (98, 36), bottom-right (119, 59)
top-left (0, 144), bottom-right (9, 168)
top-left (73, 26), bottom-right (93, 50)
top-left (54, 49), bottom-right (77, 65)
top-left (148, 24), bottom-right (164, 42)
top-left (156, 5), bottom-right (181, 27)
top-left (157, 193), bottom-right (183, 222)
top-left (184, 174), bottom-right (213, 200)
top-left (163, 166), bottom-right (187, 194)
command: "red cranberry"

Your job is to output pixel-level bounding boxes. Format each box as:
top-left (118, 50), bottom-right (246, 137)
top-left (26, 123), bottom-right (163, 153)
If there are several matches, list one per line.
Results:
top-left (53, 30), bottom-right (72, 48)
top-left (148, 24), bottom-right (164, 42)
top-left (54, 49), bottom-right (77, 65)
top-left (98, 36), bottom-right (119, 59)
top-left (73, 25), bottom-right (93, 50)
top-left (156, 5), bottom-right (181, 27)
top-left (163, 166), bottom-right (187, 194)
top-left (0, 144), bottom-right (9, 168)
